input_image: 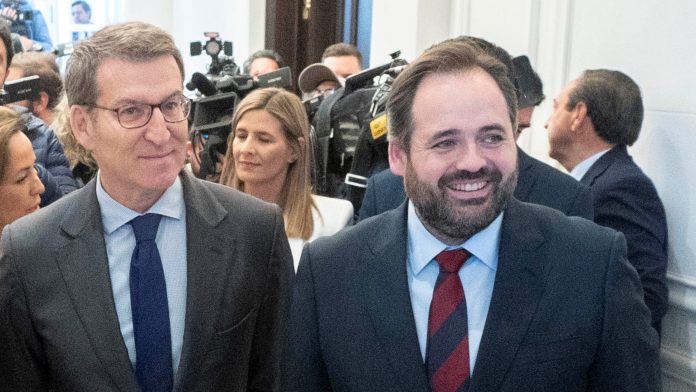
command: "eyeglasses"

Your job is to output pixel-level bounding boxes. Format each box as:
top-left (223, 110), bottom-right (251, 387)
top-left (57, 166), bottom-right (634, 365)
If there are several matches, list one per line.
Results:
top-left (86, 95), bottom-right (192, 129)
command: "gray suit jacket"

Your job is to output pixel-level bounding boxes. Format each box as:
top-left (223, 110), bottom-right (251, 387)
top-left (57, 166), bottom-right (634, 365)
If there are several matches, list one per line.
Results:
top-left (284, 199), bottom-right (660, 391)
top-left (0, 171), bottom-right (293, 391)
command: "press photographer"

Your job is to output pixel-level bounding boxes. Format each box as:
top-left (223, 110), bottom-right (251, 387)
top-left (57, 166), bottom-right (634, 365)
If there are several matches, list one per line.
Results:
top-left (0, 0), bottom-right (52, 51)
top-left (310, 50), bottom-right (407, 211)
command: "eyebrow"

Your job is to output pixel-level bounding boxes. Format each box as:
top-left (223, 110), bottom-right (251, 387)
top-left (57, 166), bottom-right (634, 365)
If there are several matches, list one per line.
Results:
top-left (112, 91), bottom-right (181, 106)
top-left (427, 123), bottom-right (508, 143)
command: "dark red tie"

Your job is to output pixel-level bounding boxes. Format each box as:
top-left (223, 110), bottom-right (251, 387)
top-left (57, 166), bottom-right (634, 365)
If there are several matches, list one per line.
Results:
top-left (427, 248), bottom-right (471, 392)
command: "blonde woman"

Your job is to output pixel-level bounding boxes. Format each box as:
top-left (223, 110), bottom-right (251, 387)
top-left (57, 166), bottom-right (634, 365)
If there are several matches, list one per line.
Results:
top-left (220, 88), bottom-right (353, 269)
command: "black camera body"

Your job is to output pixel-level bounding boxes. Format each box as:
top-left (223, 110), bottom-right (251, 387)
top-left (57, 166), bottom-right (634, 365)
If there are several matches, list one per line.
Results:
top-left (0, 75), bottom-right (39, 105)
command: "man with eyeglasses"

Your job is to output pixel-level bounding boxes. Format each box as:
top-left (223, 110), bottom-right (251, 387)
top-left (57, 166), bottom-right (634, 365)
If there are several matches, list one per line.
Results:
top-left (0, 21), bottom-right (293, 391)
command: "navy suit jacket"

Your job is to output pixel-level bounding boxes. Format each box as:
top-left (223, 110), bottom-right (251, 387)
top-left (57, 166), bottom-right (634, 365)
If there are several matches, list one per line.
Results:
top-left (284, 199), bottom-right (660, 391)
top-left (358, 148), bottom-right (594, 221)
top-left (580, 144), bottom-right (668, 334)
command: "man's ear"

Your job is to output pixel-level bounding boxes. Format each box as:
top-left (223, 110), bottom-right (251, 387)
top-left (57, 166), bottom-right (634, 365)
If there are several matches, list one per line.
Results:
top-left (388, 141), bottom-right (407, 176)
top-left (70, 104), bottom-right (95, 150)
top-left (570, 102), bottom-right (588, 132)
top-left (31, 92), bottom-right (49, 115)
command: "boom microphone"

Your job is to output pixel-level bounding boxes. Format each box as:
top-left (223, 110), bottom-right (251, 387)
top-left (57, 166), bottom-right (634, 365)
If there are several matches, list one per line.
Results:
top-left (186, 72), bottom-right (218, 96)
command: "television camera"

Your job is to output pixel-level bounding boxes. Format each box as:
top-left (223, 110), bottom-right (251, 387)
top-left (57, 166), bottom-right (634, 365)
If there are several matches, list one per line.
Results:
top-left (312, 50), bottom-right (408, 210)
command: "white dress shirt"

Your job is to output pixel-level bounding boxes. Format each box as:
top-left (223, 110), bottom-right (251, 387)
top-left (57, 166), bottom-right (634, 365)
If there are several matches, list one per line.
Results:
top-left (406, 201), bottom-right (502, 374)
top-left (96, 173), bottom-right (187, 375)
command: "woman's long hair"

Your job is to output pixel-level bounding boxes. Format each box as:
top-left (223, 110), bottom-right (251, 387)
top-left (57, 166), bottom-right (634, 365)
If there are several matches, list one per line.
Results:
top-left (220, 88), bottom-right (317, 239)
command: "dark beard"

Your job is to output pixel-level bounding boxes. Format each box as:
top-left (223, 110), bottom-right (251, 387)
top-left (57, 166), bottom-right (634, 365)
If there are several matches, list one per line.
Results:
top-left (405, 162), bottom-right (518, 244)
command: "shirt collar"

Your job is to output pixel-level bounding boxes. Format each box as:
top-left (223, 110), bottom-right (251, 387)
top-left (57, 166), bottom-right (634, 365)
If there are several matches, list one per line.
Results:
top-left (407, 201), bottom-right (502, 276)
top-left (96, 171), bottom-right (185, 235)
top-left (570, 148), bottom-right (611, 181)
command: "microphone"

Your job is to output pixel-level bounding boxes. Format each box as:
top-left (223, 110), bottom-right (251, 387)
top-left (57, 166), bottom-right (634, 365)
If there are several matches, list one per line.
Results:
top-left (186, 72), bottom-right (218, 96)
top-left (52, 42), bottom-right (75, 57)
top-left (10, 33), bottom-right (24, 54)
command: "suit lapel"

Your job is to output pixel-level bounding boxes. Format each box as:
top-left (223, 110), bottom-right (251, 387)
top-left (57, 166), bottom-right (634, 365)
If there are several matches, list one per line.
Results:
top-left (513, 148), bottom-right (535, 201)
top-left (468, 199), bottom-right (547, 392)
top-left (580, 145), bottom-right (627, 186)
top-left (174, 172), bottom-right (230, 391)
top-left (55, 181), bottom-right (139, 392)
top-left (361, 203), bottom-right (430, 392)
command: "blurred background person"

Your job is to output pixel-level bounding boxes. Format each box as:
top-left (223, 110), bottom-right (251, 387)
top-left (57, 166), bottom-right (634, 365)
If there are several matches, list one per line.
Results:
top-left (52, 96), bottom-right (97, 186)
top-left (297, 62), bottom-right (341, 100)
top-left (243, 48), bottom-right (285, 80)
top-left (71, 0), bottom-right (91, 24)
top-left (70, 0), bottom-right (93, 41)
top-left (0, 106), bottom-right (44, 234)
top-left (321, 42), bottom-right (363, 79)
top-left (220, 87), bottom-right (353, 269)
top-left (0, 0), bottom-right (51, 51)
top-left (6, 51), bottom-right (62, 124)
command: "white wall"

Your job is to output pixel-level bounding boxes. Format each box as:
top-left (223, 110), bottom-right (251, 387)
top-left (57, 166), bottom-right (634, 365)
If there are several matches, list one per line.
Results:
top-left (373, 0), bottom-right (696, 390)
top-left (115, 0), bottom-right (264, 88)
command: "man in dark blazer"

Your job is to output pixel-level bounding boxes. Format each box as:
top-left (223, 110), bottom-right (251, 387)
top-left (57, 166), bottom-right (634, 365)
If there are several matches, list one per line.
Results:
top-left (358, 148), bottom-right (594, 221)
top-left (546, 69), bottom-right (668, 335)
top-left (357, 40), bottom-right (593, 223)
top-left (284, 40), bottom-right (659, 392)
top-left (0, 22), bottom-right (292, 391)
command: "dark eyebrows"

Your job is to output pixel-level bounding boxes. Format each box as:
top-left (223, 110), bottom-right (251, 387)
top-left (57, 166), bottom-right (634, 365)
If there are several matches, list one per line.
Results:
top-left (479, 123), bottom-right (508, 133)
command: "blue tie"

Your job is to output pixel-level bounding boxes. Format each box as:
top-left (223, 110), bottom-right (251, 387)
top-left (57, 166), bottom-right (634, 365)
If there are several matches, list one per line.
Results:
top-left (129, 213), bottom-right (173, 392)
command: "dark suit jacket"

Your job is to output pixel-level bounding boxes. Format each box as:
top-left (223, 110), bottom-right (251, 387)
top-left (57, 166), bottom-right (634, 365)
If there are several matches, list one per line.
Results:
top-left (0, 171), bottom-right (293, 391)
top-left (580, 144), bottom-right (668, 334)
top-left (284, 199), bottom-right (660, 392)
top-left (358, 147), bottom-right (594, 221)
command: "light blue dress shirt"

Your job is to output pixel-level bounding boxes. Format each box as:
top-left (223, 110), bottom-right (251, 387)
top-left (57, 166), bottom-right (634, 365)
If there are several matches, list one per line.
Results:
top-left (569, 148), bottom-right (610, 181)
top-left (96, 173), bottom-right (188, 376)
top-left (406, 201), bottom-right (502, 374)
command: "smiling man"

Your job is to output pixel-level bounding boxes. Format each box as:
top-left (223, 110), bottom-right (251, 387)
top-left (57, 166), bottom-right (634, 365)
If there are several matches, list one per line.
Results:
top-left (283, 39), bottom-right (659, 392)
top-left (0, 21), bottom-right (292, 391)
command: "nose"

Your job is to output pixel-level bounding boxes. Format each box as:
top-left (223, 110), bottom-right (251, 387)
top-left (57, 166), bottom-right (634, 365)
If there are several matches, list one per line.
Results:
top-left (143, 107), bottom-right (171, 145)
top-left (454, 143), bottom-right (487, 173)
top-left (237, 137), bottom-right (255, 155)
top-left (31, 170), bottom-right (45, 196)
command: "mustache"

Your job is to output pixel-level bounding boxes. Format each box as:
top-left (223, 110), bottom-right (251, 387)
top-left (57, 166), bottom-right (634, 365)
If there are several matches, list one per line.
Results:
top-left (437, 167), bottom-right (503, 186)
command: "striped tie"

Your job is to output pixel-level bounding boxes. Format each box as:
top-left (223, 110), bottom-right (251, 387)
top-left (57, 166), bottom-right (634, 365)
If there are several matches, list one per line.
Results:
top-left (427, 248), bottom-right (471, 392)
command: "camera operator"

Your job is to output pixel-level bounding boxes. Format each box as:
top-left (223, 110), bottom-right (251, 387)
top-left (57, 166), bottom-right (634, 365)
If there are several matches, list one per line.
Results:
top-left (243, 49), bottom-right (285, 80)
top-left (0, 0), bottom-right (52, 52)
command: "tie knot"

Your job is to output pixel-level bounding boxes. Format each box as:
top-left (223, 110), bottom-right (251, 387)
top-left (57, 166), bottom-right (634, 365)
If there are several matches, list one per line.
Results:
top-left (129, 213), bottom-right (162, 242)
top-left (434, 248), bottom-right (470, 273)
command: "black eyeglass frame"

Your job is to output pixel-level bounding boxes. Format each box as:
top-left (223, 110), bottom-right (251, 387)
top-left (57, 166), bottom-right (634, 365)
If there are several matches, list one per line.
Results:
top-left (82, 95), bottom-right (192, 129)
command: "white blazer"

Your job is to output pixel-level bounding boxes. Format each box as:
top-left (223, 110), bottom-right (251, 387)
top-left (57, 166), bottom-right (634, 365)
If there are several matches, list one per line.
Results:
top-left (288, 195), bottom-right (353, 271)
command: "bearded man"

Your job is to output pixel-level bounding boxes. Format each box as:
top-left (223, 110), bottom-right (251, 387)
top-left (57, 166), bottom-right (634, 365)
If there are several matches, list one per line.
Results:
top-left (282, 39), bottom-right (660, 392)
